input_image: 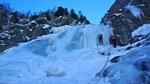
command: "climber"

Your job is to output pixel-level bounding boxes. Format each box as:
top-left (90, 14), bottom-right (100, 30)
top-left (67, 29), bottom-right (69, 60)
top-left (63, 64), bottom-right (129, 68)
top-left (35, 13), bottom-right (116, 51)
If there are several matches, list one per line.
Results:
top-left (98, 34), bottom-right (103, 45)
top-left (109, 36), bottom-right (113, 45)
top-left (109, 35), bottom-right (117, 48)
top-left (116, 35), bottom-right (122, 46)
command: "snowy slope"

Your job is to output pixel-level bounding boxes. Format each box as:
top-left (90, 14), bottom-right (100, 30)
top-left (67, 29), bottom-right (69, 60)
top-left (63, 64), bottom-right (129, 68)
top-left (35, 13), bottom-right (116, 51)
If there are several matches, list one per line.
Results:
top-left (101, 24), bottom-right (150, 84)
top-left (0, 24), bottom-right (117, 84)
top-left (1, 23), bottom-right (149, 84)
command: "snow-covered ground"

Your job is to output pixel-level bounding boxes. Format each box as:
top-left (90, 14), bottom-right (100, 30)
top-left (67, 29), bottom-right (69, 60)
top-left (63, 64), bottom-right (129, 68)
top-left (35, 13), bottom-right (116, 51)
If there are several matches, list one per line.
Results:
top-left (0, 24), bottom-right (149, 84)
top-left (0, 24), bottom-right (118, 84)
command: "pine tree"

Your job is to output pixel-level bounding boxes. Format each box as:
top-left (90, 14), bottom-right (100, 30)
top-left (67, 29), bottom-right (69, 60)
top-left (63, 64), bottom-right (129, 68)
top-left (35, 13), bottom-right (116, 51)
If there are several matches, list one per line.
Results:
top-left (44, 10), bottom-right (52, 21)
top-left (64, 8), bottom-right (69, 16)
top-left (26, 11), bottom-right (32, 18)
top-left (54, 6), bottom-right (65, 17)
top-left (0, 3), bottom-right (11, 29)
top-left (79, 15), bottom-right (84, 23)
top-left (30, 12), bottom-right (39, 20)
top-left (78, 11), bottom-right (84, 23)
top-left (78, 11), bottom-right (82, 17)
top-left (10, 11), bottom-right (19, 23)
top-left (70, 9), bottom-right (78, 19)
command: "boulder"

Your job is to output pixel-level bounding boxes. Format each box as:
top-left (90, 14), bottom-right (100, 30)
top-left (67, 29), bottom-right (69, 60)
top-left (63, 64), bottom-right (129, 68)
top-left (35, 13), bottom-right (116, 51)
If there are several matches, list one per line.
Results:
top-left (110, 56), bottom-right (121, 63)
top-left (134, 58), bottom-right (150, 71)
top-left (35, 17), bottom-right (48, 24)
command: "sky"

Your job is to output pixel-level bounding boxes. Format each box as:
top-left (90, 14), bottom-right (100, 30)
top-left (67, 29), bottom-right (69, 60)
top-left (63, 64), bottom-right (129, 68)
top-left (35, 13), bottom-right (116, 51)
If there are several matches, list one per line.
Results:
top-left (0, 0), bottom-right (115, 24)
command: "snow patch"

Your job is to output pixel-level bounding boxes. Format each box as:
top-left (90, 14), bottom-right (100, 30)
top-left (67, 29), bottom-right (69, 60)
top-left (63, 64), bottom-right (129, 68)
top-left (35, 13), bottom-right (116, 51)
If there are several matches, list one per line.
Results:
top-left (42, 24), bottom-right (50, 29)
top-left (0, 32), bottom-right (11, 39)
top-left (132, 24), bottom-right (150, 37)
top-left (126, 4), bottom-right (144, 19)
top-left (114, 13), bottom-right (122, 16)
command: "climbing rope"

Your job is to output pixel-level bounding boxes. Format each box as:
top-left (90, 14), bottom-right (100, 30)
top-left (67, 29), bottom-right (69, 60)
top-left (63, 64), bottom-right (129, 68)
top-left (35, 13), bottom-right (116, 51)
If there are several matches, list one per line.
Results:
top-left (92, 46), bottom-right (111, 80)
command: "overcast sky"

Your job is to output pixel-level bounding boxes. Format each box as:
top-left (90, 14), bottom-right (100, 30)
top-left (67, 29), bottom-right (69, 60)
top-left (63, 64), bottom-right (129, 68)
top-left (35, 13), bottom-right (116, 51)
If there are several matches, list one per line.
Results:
top-left (0, 0), bottom-right (115, 24)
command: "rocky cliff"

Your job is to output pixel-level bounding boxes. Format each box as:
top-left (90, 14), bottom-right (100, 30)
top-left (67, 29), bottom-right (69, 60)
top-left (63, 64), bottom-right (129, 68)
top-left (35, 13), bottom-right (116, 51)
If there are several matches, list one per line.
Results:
top-left (0, 4), bottom-right (90, 52)
top-left (101, 0), bottom-right (150, 45)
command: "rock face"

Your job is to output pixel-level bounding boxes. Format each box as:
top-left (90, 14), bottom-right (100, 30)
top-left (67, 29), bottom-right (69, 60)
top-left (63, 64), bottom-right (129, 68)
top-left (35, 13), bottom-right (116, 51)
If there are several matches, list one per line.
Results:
top-left (0, 4), bottom-right (90, 52)
top-left (0, 23), bottom-right (51, 52)
top-left (101, 0), bottom-right (150, 45)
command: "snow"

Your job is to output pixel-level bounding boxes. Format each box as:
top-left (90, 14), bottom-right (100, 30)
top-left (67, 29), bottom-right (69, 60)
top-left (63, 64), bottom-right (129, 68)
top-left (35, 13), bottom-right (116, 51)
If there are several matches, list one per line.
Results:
top-left (0, 24), bottom-right (115, 84)
top-left (0, 31), bottom-right (11, 39)
top-left (1, 23), bottom-right (149, 84)
top-left (28, 21), bottom-right (38, 26)
top-left (101, 24), bottom-right (150, 84)
top-left (132, 24), bottom-right (150, 37)
top-left (126, 4), bottom-right (144, 19)
top-left (31, 21), bottom-right (37, 24)
top-left (102, 44), bottom-right (150, 84)
top-left (42, 24), bottom-right (50, 29)
top-left (114, 13), bottom-right (122, 16)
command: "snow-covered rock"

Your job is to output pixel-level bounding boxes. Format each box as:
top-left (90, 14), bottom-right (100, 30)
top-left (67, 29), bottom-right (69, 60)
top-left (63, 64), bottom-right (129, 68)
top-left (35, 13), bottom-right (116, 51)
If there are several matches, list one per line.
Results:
top-left (132, 24), bottom-right (150, 37)
top-left (0, 32), bottom-right (11, 40)
top-left (18, 19), bottom-right (30, 25)
top-left (130, 24), bottom-right (150, 44)
top-left (101, 24), bottom-right (150, 84)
